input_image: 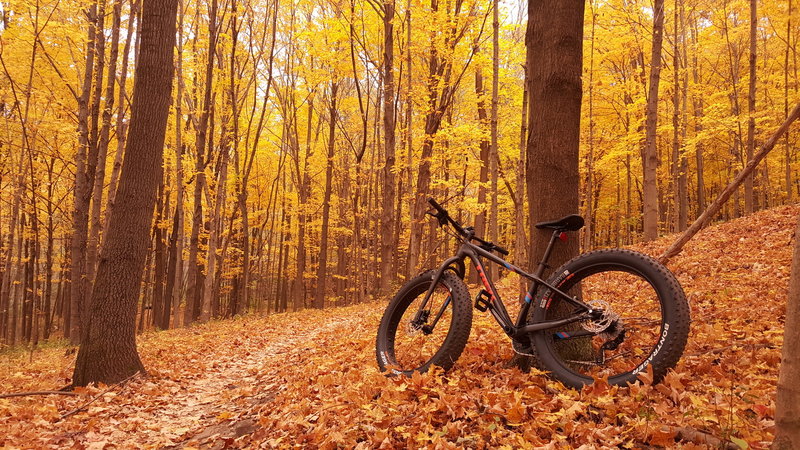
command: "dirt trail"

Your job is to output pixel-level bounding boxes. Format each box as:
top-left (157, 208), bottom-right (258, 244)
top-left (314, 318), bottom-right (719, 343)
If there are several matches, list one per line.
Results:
top-left (47, 313), bottom-right (362, 449)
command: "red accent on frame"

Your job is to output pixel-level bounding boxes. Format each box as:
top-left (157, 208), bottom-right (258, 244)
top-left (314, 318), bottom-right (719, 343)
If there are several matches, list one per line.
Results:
top-left (475, 265), bottom-right (494, 302)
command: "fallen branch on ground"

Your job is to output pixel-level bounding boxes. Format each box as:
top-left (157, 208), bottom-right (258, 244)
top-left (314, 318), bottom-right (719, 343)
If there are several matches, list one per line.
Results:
top-left (0, 391), bottom-right (80, 399)
top-left (659, 102), bottom-right (800, 263)
top-left (57, 372), bottom-right (142, 421)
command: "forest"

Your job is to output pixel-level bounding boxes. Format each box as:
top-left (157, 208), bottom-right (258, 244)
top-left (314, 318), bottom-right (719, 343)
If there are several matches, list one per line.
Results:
top-left (2, 0), bottom-right (800, 446)
top-left (0, 0), bottom-right (796, 342)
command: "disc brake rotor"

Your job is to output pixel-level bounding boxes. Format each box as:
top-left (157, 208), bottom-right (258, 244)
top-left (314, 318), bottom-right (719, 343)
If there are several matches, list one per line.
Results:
top-left (581, 300), bottom-right (620, 334)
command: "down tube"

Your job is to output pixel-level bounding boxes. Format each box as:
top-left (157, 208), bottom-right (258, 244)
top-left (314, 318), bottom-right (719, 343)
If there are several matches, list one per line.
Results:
top-left (471, 256), bottom-right (515, 333)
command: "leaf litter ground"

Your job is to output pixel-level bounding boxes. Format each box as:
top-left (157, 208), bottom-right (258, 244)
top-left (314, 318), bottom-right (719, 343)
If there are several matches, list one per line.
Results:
top-left (0, 204), bottom-right (797, 448)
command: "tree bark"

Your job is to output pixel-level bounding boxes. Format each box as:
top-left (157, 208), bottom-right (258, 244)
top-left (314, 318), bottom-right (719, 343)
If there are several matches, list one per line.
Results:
top-left (379, 0), bottom-right (397, 295)
top-left (314, 83), bottom-right (338, 309)
top-left (473, 64), bottom-right (490, 283)
top-left (72, 0), bottom-right (177, 386)
top-left (745, 0), bottom-right (757, 214)
top-left (70, 2), bottom-right (99, 345)
top-left (515, 0), bottom-right (584, 368)
top-left (515, 63), bottom-right (528, 295)
top-left (642, 0), bottom-right (665, 241)
top-left (184, 0), bottom-right (218, 326)
top-left (488, 0), bottom-right (500, 281)
top-left (786, 0), bottom-right (794, 203)
top-left (773, 215), bottom-right (800, 449)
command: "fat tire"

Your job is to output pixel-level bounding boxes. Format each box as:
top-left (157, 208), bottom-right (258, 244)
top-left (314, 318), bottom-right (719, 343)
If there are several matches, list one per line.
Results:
top-left (530, 249), bottom-right (690, 388)
top-left (376, 270), bottom-right (472, 375)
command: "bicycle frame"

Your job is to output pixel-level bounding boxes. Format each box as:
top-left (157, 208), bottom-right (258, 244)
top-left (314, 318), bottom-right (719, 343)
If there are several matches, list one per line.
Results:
top-left (414, 229), bottom-right (596, 342)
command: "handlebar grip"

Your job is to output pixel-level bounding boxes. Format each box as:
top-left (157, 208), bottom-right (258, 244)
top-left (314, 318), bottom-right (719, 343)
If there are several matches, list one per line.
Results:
top-left (494, 245), bottom-right (509, 256)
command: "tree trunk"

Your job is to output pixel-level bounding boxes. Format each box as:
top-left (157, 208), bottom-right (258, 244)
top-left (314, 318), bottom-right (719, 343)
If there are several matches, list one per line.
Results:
top-left (642, 0), bottom-right (665, 241)
top-left (514, 0), bottom-right (584, 368)
top-left (70, 3), bottom-right (99, 345)
top-left (745, 0), bottom-right (757, 214)
top-left (488, 0), bottom-right (500, 281)
top-left (314, 83), bottom-right (338, 309)
top-left (584, 2), bottom-right (596, 250)
top-left (772, 215), bottom-right (800, 449)
top-left (515, 63), bottom-right (528, 294)
top-left (786, 0), bottom-right (794, 203)
top-left (184, 0), bottom-right (218, 326)
top-left (72, 0), bottom-right (177, 386)
top-left (379, 0), bottom-right (396, 295)
top-left (87, 0), bottom-right (122, 285)
top-left (200, 149), bottom-right (228, 321)
top-left (690, 14), bottom-right (705, 216)
top-left (473, 64), bottom-right (490, 283)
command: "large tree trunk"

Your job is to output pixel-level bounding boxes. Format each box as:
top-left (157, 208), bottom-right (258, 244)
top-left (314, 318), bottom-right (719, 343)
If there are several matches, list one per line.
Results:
top-left (773, 216), bottom-right (800, 448)
top-left (642, 0), bottom-right (665, 241)
top-left (72, 0), bottom-right (177, 386)
top-left (514, 0), bottom-right (584, 368)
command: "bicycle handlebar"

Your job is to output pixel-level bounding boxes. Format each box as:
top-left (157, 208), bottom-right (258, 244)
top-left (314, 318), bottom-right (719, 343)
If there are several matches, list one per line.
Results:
top-left (426, 198), bottom-right (509, 256)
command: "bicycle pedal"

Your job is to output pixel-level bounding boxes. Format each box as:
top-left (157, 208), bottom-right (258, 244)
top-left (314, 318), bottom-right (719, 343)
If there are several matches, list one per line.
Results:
top-left (474, 290), bottom-right (492, 312)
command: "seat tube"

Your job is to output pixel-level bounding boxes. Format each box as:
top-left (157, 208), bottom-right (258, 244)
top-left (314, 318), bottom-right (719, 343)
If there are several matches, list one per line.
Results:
top-left (535, 231), bottom-right (561, 279)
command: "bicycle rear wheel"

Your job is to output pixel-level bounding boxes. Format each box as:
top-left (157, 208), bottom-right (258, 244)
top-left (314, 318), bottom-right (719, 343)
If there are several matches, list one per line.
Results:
top-left (530, 249), bottom-right (690, 388)
top-left (376, 270), bottom-right (472, 375)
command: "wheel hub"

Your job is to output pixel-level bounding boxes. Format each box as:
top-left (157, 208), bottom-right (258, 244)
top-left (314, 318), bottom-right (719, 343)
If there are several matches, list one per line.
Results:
top-left (582, 300), bottom-right (620, 334)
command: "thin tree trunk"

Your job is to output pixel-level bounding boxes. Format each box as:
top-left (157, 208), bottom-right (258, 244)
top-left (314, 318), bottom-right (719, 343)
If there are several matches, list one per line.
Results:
top-left (488, 0), bottom-right (499, 280)
top-left (515, 64), bottom-right (528, 294)
top-left (184, 0), bottom-right (218, 326)
top-left (691, 14), bottom-right (705, 215)
top-left (152, 181), bottom-right (167, 329)
top-left (677, 3), bottom-right (688, 231)
top-left (200, 150), bottom-right (228, 321)
top-left (70, 2), bottom-right (99, 344)
top-left (314, 83), bottom-right (338, 309)
top-left (745, 0), bottom-right (757, 214)
top-left (379, 0), bottom-right (397, 295)
top-left (87, 0), bottom-right (122, 283)
top-left (642, 0), bottom-right (665, 241)
top-left (104, 0), bottom-right (139, 238)
top-left (786, 0), bottom-right (794, 203)
top-left (584, 2), bottom-right (596, 249)
top-left (473, 64), bottom-right (490, 283)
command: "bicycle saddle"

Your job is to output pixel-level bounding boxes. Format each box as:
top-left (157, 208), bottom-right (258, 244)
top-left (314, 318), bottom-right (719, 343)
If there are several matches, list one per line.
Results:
top-left (534, 214), bottom-right (585, 231)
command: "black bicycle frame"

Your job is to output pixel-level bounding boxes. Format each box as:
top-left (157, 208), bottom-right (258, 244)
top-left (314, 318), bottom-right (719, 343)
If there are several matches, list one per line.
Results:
top-left (414, 229), bottom-right (596, 341)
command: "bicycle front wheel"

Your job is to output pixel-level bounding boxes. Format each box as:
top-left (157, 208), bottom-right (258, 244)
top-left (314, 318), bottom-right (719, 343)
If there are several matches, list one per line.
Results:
top-left (376, 270), bottom-right (472, 375)
top-left (530, 249), bottom-right (690, 388)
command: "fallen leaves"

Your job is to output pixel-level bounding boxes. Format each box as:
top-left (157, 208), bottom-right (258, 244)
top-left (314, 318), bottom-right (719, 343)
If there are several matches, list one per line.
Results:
top-left (0, 204), bottom-right (797, 448)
